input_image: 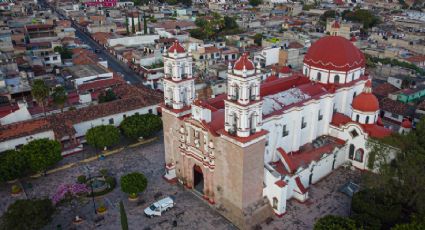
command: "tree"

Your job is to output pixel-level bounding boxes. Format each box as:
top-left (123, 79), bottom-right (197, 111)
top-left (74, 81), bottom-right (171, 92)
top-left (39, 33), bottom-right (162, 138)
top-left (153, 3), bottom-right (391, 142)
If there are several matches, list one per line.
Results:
top-left (86, 125), bottom-right (120, 149)
top-left (363, 117), bottom-right (425, 227)
top-left (31, 79), bottom-right (49, 116)
top-left (120, 113), bottom-right (162, 139)
top-left (392, 222), bottom-right (425, 230)
top-left (320, 10), bottom-right (337, 23)
top-left (0, 199), bottom-right (55, 230)
top-left (0, 150), bottom-right (28, 182)
top-left (52, 86), bottom-right (67, 112)
top-left (98, 89), bottom-right (117, 103)
top-left (120, 172), bottom-right (147, 198)
top-left (249, 0), bottom-right (262, 7)
top-left (21, 139), bottom-right (62, 174)
top-left (120, 201), bottom-right (128, 230)
top-left (53, 46), bottom-right (72, 59)
top-left (343, 9), bottom-right (380, 29)
top-left (314, 215), bottom-right (357, 230)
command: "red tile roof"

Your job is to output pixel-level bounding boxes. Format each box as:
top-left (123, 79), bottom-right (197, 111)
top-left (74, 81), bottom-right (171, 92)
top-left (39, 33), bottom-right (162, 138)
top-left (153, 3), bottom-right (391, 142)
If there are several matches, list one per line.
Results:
top-left (168, 40), bottom-right (185, 53)
top-left (331, 112), bottom-right (392, 139)
top-left (0, 119), bottom-right (52, 142)
top-left (295, 176), bottom-right (307, 194)
top-left (352, 80), bottom-right (379, 112)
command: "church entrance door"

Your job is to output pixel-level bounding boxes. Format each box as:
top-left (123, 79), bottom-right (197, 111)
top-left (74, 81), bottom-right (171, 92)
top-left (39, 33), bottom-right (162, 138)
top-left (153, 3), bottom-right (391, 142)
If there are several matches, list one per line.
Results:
top-left (193, 165), bottom-right (204, 194)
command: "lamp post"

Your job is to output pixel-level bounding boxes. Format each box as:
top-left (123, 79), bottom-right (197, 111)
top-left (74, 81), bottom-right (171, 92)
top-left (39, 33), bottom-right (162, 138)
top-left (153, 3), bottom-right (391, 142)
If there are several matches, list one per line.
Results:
top-left (84, 166), bottom-right (97, 214)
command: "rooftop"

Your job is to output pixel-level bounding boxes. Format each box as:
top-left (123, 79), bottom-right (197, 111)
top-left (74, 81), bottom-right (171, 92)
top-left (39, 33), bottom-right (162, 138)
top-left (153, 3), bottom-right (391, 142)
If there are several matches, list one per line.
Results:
top-left (66, 64), bottom-right (110, 79)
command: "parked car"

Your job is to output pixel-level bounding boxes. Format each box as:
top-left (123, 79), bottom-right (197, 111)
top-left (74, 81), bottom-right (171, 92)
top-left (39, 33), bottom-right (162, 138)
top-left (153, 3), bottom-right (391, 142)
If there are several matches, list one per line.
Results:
top-left (144, 196), bottom-right (175, 218)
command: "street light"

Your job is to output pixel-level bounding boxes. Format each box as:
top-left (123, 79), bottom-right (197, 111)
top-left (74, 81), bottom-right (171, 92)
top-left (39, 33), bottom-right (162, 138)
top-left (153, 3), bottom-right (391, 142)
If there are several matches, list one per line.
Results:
top-left (84, 165), bottom-right (97, 214)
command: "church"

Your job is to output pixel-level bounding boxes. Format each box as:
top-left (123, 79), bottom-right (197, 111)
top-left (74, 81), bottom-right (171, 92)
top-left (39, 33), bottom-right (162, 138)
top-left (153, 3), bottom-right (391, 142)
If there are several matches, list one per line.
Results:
top-left (161, 36), bottom-right (395, 228)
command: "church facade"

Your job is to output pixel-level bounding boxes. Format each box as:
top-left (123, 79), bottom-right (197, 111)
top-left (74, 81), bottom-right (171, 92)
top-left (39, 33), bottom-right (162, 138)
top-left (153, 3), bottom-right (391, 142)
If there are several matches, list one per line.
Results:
top-left (161, 37), bottom-right (395, 228)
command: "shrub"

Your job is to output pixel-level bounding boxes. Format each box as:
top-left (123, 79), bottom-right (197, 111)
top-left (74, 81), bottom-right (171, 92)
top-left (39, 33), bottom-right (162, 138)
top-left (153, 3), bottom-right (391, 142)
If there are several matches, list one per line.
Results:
top-left (77, 175), bottom-right (87, 184)
top-left (86, 125), bottom-right (120, 149)
top-left (120, 172), bottom-right (148, 197)
top-left (120, 114), bottom-right (162, 139)
top-left (11, 185), bottom-right (21, 194)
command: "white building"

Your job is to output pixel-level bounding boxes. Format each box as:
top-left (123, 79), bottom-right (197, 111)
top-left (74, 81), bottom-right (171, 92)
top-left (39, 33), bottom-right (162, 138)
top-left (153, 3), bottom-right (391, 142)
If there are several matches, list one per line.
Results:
top-left (162, 36), bottom-right (394, 226)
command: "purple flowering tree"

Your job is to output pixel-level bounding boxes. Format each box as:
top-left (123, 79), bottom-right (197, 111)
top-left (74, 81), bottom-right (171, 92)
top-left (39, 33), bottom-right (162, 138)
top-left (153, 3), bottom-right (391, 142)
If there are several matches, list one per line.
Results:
top-left (52, 183), bottom-right (89, 205)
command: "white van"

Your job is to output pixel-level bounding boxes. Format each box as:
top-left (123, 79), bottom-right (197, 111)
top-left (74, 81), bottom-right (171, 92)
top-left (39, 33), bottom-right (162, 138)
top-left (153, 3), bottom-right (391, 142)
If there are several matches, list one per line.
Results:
top-left (144, 196), bottom-right (175, 218)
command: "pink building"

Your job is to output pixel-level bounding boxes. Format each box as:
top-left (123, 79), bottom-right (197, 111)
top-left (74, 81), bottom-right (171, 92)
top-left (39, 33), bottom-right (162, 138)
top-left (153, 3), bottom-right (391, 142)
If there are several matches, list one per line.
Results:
top-left (84, 0), bottom-right (117, 7)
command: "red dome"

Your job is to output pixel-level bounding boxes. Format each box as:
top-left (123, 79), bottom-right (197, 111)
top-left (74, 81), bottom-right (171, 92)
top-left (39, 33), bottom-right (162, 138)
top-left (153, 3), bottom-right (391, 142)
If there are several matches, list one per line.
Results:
top-left (234, 53), bottom-right (254, 71)
top-left (304, 36), bottom-right (365, 71)
top-left (168, 40), bottom-right (185, 53)
top-left (401, 119), bottom-right (412, 129)
top-left (352, 81), bottom-right (379, 112)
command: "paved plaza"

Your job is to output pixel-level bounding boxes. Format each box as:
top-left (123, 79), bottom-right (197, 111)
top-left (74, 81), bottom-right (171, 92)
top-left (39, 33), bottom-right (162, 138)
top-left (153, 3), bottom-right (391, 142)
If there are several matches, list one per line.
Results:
top-left (0, 137), bottom-right (360, 230)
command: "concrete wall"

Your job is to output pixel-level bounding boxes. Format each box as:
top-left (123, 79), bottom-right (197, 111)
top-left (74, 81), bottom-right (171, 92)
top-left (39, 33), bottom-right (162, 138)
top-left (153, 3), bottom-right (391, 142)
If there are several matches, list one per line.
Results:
top-left (0, 131), bottom-right (55, 152)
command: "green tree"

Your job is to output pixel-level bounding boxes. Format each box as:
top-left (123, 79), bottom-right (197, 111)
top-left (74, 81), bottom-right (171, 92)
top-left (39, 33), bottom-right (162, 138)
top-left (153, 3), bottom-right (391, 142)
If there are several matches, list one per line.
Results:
top-left (392, 222), bottom-right (425, 230)
top-left (120, 113), bottom-right (162, 139)
top-left (143, 12), bottom-right (148, 34)
top-left (53, 46), bottom-right (72, 59)
top-left (249, 0), bottom-right (262, 7)
top-left (223, 16), bottom-right (238, 30)
top-left (98, 89), bottom-right (117, 103)
top-left (314, 215), bottom-right (357, 230)
top-left (0, 199), bottom-right (55, 230)
top-left (21, 139), bottom-right (62, 174)
top-left (343, 9), bottom-right (381, 29)
top-left (119, 201), bottom-right (128, 230)
top-left (364, 117), bottom-right (425, 227)
top-left (31, 79), bottom-right (49, 116)
top-left (0, 150), bottom-right (28, 182)
top-left (320, 10), bottom-right (337, 22)
top-left (52, 86), bottom-right (67, 112)
top-left (120, 172), bottom-right (147, 198)
top-left (86, 125), bottom-right (120, 149)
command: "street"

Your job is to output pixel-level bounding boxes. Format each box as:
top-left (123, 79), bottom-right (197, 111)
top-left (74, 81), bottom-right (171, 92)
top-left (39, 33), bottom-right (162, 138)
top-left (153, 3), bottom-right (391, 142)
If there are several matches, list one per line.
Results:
top-left (39, 0), bottom-right (143, 84)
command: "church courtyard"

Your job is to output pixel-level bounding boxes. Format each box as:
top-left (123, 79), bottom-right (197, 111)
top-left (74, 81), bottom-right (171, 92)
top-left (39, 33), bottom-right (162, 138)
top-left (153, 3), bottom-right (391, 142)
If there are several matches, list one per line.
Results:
top-left (0, 138), bottom-right (359, 230)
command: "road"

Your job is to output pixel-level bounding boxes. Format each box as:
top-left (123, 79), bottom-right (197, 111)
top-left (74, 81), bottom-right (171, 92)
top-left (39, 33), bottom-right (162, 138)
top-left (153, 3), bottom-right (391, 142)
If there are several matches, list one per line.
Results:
top-left (39, 0), bottom-right (143, 84)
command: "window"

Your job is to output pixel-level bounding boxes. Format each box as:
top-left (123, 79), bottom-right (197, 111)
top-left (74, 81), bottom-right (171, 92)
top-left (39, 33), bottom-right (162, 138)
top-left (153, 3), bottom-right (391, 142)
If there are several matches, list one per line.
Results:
top-left (349, 144), bottom-right (355, 159)
top-left (123, 114), bottom-right (127, 119)
top-left (353, 92), bottom-right (357, 99)
top-left (272, 197), bottom-right (278, 209)
top-left (304, 68), bottom-right (308, 75)
top-left (354, 149), bottom-right (364, 162)
top-left (365, 116), bottom-right (370, 124)
top-left (136, 112), bottom-right (140, 115)
top-left (282, 125), bottom-right (289, 137)
top-left (109, 118), bottom-right (114, 124)
top-left (301, 117), bottom-right (307, 129)
top-left (148, 109), bottom-right (153, 114)
top-left (318, 111), bottom-right (323, 121)
top-left (334, 75), bottom-right (340, 84)
top-left (356, 114), bottom-right (360, 122)
top-left (350, 129), bottom-right (359, 138)
top-left (53, 56), bottom-right (58, 60)
top-left (317, 72), bottom-right (321, 81)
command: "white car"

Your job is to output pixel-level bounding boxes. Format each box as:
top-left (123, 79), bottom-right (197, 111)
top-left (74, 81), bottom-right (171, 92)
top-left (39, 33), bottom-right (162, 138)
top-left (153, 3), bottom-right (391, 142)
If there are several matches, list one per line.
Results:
top-left (144, 196), bottom-right (175, 218)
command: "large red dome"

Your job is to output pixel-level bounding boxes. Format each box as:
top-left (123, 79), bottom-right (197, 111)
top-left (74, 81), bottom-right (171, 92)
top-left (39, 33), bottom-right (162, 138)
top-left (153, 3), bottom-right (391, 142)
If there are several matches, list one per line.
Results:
top-left (304, 36), bottom-right (365, 72)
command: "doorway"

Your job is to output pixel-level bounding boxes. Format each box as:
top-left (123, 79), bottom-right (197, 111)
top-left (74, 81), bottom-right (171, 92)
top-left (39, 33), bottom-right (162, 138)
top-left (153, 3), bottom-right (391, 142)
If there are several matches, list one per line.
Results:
top-left (193, 165), bottom-right (204, 194)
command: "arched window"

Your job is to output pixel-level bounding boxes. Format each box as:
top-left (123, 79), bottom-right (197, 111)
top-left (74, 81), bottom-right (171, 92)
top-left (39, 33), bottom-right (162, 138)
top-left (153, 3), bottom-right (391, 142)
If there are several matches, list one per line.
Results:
top-left (356, 114), bottom-right (360, 122)
top-left (365, 116), bottom-right (370, 124)
top-left (317, 72), bottom-right (321, 82)
top-left (304, 68), bottom-right (308, 76)
top-left (272, 197), bottom-right (278, 209)
top-left (334, 75), bottom-right (340, 84)
top-left (349, 144), bottom-right (355, 159)
top-left (354, 149), bottom-right (364, 162)
top-left (353, 92), bottom-right (357, 99)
